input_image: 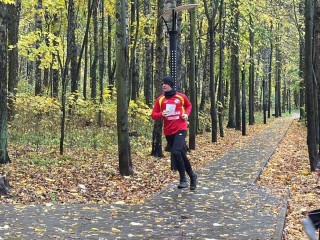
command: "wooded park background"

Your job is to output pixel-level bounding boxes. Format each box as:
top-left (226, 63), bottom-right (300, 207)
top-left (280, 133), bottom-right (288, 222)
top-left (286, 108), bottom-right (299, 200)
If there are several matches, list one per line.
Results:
top-left (0, 0), bottom-right (318, 175)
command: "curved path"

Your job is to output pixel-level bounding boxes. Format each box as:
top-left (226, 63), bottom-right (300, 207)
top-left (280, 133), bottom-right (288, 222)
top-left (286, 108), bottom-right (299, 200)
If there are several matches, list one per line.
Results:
top-left (0, 116), bottom-right (295, 239)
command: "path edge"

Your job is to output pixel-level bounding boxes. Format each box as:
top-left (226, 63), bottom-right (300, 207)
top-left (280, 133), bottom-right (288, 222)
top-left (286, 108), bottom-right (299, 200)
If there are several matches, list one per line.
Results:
top-left (251, 117), bottom-right (295, 240)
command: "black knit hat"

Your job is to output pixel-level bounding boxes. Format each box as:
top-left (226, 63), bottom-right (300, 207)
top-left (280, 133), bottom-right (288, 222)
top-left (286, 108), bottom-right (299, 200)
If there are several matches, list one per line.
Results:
top-left (162, 76), bottom-right (174, 88)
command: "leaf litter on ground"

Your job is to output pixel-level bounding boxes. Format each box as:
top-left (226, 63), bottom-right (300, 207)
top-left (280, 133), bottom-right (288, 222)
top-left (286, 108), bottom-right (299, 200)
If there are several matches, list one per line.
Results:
top-left (257, 119), bottom-right (317, 240)
top-left (0, 117), bottom-right (313, 239)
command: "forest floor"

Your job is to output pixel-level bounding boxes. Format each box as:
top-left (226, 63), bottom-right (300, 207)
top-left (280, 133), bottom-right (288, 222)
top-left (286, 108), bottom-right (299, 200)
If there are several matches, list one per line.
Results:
top-left (0, 115), bottom-right (315, 239)
top-left (257, 117), bottom-right (318, 240)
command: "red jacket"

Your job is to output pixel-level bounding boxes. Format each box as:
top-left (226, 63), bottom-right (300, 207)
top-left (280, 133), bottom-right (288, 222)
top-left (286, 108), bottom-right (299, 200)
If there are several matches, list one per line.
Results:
top-left (151, 92), bottom-right (192, 136)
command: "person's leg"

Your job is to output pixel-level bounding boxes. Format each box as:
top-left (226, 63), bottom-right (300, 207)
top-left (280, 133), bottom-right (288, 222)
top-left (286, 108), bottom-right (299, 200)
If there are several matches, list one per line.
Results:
top-left (302, 209), bottom-right (320, 240)
top-left (309, 209), bottom-right (320, 228)
top-left (172, 131), bottom-right (198, 190)
top-left (171, 131), bottom-right (189, 188)
top-left (181, 146), bottom-right (197, 190)
top-left (165, 135), bottom-right (176, 171)
top-left (181, 148), bottom-right (192, 176)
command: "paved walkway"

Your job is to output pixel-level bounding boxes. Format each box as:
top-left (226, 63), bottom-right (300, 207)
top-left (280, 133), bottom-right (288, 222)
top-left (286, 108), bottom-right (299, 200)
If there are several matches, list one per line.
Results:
top-left (0, 117), bottom-right (295, 239)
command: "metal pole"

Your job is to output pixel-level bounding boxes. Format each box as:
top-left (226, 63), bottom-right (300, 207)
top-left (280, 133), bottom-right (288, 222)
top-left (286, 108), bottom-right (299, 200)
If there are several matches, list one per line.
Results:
top-left (161, 5), bottom-right (199, 91)
top-left (169, 10), bottom-right (178, 90)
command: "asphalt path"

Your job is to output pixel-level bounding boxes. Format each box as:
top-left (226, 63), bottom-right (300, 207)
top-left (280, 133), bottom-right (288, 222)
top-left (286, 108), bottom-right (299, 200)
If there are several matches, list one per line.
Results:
top-left (0, 116), bottom-right (295, 239)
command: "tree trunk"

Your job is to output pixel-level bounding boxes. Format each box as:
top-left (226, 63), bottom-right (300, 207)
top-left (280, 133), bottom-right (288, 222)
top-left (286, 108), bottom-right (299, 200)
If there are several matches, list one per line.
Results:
top-left (34, 0), bottom-right (42, 96)
top-left (79, 0), bottom-right (94, 100)
top-left (143, 0), bottom-right (153, 107)
top-left (7, 0), bottom-right (21, 120)
top-left (268, 27), bottom-right (273, 119)
top-left (275, 24), bottom-right (281, 118)
top-left (313, 0), bottom-right (320, 168)
top-left (305, 0), bottom-right (317, 170)
top-left (218, 0), bottom-right (225, 138)
top-left (83, 37), bottom-right (88, 99)
top-left (98, 0), bottom-right (105, 127)
top-left (151, 0), bottom-right (165, 158)
top-left (299, 40), bottom-right (305, 120)
top-left (227, 52), bottom-right (235, 128)
top-left (227, 0), bottom-right (237, 129)
top-left (129, 0), bottom-right (140, 102)
top-left (203, 0), bottom-right (218, 142)
top-left (242, 70), bottom-right (246, 135)
top-left (209, 24), bottom-right (217, 143)
top-left (199, 37), bottom-right (209, 112)
top-left (0, 2), bottom-right (10, 164)
top-left (43, 31), bottom-right (49, 88)
top-left (249, 14), bottom-right (255, 125)
top-left (91, 0), bottom-right (98, 100)
top-left (60, 0), bottom-right (74, 155)
top-left (188, 0), bottom-right (197, 150)
top-left (108, 15), bottom-right (115, 88)
top-left (282, 78), bottom-right (287, 113)
top-left (69, 0), bottom-right (77, 96)
top-left (176, 0), bottom-right (185, 92)
top-left (292, 0), bottom-right (305, 119)
top-left (52, 14), bottom-right (59, 99)
top-left (233, 0), bottom-right (241, 131)
top-left (115, 0), bottom-right (133, 176)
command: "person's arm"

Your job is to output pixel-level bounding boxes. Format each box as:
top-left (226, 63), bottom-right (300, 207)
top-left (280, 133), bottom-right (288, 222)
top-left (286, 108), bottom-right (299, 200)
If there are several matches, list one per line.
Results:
top-left (182, 94), bottom-right (192, 120)
top-left (151, 98), bottom-right (163, 120)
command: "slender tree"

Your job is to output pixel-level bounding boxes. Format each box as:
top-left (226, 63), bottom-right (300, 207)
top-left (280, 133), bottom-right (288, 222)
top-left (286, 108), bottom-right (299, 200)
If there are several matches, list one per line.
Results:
top-left (203, 0), bottom-right (219, 142)
top-left (275, 23), bottom-right (281, 118)
top-left (91, 0), bottom-right (98, 100)
top-left (199, 36), bottom-right (209, 112)
top-left (69, 0), bottom-right (78, 96)
top-left (34, 0), bottom-right (42, 96)
top-left (249, 14), bottom-right (255, 125)
top-left (305, 0), bottom-right (317, 170)
top-left (129, 0), bottom-right (140, 101)
top-left (151, 0), bottom-right (165, 157)
top-left (60, 0), bottom-right (75, 154)
top-left (267, 23), bottom-right (273, 119)
top-left (292, 0), bottom-right (305, 119)
top-left (7, 0), bottom-right (21, 120)
top-left (115, 0), bottom-right (133, 176)
top-left (233, 0), bottom-right (241, 130)
top-left (176, 0), bottom-right (184, 92)
top-left (52, 14), bottom-right (59, 98)
top-left (218, 0), bottom-right (225, 137)
top-left (77, 0), bottom-right (94, 100)
top-left (107, 14), bottom-right (115, 88)
top-left (143, 0), bottom-right (153, 107)
top-left (189, 0), bottom-right (197, 150)
top-left (0, 2), bottom-right (10, 164)
top-left (313, 0), bottom-right (320, 167)
top-left (98, 0), bottom-right (105, 127)
top-left (227, 0), bottom-right (237, 129)
top-left (241, 70), bottom-right (246, 135)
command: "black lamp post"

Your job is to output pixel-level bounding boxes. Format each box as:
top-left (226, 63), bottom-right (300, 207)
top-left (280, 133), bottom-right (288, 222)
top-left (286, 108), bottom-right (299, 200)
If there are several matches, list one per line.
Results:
top-left (161, 4), bottom-right (198, 90)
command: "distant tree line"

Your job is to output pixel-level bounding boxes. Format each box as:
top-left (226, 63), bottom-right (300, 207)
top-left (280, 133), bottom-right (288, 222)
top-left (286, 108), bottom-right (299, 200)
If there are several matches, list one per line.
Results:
top-left (0, 0), bottom-right (306, 174)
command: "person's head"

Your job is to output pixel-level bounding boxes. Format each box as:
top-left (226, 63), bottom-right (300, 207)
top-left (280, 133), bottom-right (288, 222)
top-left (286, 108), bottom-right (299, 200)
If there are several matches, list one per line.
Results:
top-left (162, 76), bottom-right (174, 92)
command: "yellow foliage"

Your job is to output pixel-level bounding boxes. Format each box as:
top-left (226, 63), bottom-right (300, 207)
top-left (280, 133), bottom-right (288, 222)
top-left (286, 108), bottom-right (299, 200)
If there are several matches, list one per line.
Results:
top-left (15, 94), bottom-right (61, 115)
top-left (105, 0), bottom-right (115, 16)
top-left (19, 31), bottom-right (63, 70)
top-left (0, 0), bottom-right (15, 4)
top-left (129, 100), bottom-right (150, 123)
top-left (103, 87), bottom-right (116, 101)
